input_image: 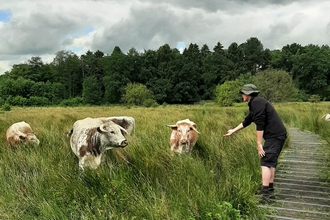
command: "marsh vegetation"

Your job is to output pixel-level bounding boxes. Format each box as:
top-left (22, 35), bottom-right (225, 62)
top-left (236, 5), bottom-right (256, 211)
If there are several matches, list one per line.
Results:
top-left (0, 103), bottom-right (329, 219)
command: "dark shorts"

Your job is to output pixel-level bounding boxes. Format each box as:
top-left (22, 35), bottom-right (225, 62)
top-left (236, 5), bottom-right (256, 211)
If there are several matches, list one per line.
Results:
top-left (260, 135), bottom-right (286, 168)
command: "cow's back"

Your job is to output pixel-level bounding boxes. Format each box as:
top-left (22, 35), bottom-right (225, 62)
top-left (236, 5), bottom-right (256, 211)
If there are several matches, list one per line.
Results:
top-left (70, 118), bottom-right (103, 155)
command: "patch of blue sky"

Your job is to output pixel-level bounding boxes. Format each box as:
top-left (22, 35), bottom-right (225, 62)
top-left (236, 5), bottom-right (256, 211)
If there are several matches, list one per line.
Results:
top-left (70, 47), bottom-right (84, 53)
top-left (177, 42), bottom-right (186, 53)
top-left (84, 27), bottom-right (95, 34)
top-left (0, 10), bottom-right (11, 22)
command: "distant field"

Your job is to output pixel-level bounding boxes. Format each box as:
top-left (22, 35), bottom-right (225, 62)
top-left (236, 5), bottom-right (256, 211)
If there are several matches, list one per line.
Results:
top-left (0, 103), bottom-right (329, 219)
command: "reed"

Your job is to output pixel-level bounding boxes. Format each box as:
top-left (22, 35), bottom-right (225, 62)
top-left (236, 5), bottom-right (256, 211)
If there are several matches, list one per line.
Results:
top-left (0, 103), bottom-right (329, 219)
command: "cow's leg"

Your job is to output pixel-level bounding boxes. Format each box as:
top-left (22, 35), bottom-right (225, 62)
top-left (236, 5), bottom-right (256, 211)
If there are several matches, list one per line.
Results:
top-left (93, 155), bottom-right (102, 169)
top-left (79, 157), bottom-right (86, 171)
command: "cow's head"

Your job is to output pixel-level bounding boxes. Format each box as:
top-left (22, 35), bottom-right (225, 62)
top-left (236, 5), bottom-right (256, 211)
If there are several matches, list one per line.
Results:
top-left (19, 133), bottom-right (40, 146)
top-left (97, 121), bottom-right (128, 149)
top-left (166, 122), bottom-right (200, 146)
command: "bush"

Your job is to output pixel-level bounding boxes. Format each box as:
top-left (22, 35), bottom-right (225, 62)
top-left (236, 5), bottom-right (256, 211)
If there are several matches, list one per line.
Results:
top-left (123, 83), bottom-right (156, 106)
top-left (11, 95), bottom-right (27, 106)
top-left (215, 80), bottom-right (241, 107)
top-left (1, 103), bottom-right (11, 111)
top-left (309, 94), bottom-right (321, 103)
top-left (143, 99), bottom-right (158, 108)
top-left (26, 96), bottom-right (50, 106)
top-left (59, 97), bottom-right (84, 107)
top-left (0, 98), bottom-right (4, 106)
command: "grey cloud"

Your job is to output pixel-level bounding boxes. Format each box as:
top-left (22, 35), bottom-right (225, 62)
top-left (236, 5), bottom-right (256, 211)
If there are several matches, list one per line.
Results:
top-left (92, 4), bottom-right (181, 53)
top-left (326, 22), bottom-right (330, 35)
top-left (0, 10), bottom-right (84, 55)
top-left (137, 0), bottom-right (313, 13)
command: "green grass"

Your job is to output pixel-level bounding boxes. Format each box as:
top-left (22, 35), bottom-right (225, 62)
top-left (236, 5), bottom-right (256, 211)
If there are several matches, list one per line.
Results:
top-left (0, 103), bottom-right (329, 219)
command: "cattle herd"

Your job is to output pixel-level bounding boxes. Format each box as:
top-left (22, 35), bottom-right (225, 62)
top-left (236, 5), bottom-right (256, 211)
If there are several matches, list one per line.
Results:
top-left (5, 117), bottom-right (200, 170)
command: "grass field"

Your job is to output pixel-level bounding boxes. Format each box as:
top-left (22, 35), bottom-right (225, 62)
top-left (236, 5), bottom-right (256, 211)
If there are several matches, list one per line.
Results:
top-left (0, 102), bottom-right (329, 219)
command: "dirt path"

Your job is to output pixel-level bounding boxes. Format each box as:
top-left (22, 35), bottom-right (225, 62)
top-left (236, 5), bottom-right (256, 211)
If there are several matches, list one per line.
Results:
top-left (263, 127), bottom-right (330, 220)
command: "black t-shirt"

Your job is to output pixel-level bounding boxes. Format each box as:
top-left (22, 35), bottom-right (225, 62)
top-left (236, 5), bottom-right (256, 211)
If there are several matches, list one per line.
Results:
top-left (242, 96), bottom-right (287, 139)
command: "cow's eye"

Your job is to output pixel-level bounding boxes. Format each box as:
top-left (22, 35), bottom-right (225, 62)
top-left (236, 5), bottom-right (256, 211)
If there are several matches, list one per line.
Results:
top-left (110, 131), bottom-right (115, 134)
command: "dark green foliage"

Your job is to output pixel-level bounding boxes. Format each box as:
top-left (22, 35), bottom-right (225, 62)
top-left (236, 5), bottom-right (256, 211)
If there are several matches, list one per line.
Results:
top-left (1, 38), bottom-right (330, 105)
top-left (82, 76), bottom-right (102, 105)
top-left (1, 103), bottom-right (11, 111)
top-left (59, 97), bottom-right (84, 106)
top-left (26, 96), bottom-right (50, 106)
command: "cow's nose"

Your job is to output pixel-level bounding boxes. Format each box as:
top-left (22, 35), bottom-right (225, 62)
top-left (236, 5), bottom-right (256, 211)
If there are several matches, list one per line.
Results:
top-left (121, 140), bottom-right (128, 147)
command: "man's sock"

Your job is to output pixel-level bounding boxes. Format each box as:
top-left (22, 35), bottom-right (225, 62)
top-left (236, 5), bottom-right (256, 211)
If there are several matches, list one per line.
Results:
top-left (269, 183), bottom-right (274, 190)
top-left (260, 186), bottom-right (270, 204)
top-left (261, 185), bottom-right (270, 195)
top-left (268, 183), bottom-right (275, 199)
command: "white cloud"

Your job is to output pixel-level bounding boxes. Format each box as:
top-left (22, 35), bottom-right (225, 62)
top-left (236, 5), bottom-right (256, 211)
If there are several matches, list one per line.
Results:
top-left (1, 0), bottom-right (330, 74)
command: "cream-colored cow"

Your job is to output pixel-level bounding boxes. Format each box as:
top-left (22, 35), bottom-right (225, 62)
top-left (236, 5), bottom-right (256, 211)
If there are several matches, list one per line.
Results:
top-left (6, 121), bottom-right (40, 146)
top-left (322, 114), bottom-right (330, 121)
top-left (166, 119), bottom-right (200, 154)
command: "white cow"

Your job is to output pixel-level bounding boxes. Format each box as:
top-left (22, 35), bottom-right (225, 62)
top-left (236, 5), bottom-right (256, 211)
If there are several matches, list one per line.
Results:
top-left (68, 117), bottom-right (128, 170)
top-left (322, 114), bottom-right (330, 121)
top-left (166, 119), bottom-right (200, 154)
top-left (6, 121), bottom-right (40, 146)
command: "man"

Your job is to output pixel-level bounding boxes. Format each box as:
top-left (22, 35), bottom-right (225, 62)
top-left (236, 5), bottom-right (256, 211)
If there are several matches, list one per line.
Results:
top-left (223, 84), bottom-right (287, 203)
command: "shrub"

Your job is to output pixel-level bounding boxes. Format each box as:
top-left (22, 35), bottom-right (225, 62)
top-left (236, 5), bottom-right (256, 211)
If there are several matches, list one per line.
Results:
top-left (215, 80), bottom-right (241, 107)
top-left (308, 94), bottom-right (321, 103)
top-left (143, 99), bottom-right (158, 108)
top-left (0, 98), bottom-right (4, 106)
top-left (123, 83), bottom-right (156, 106)
top-left (26, 96), bottom-right (50, 106)
top-left (11, 95), bottom-right (27, 106)
top-left (1, 103), bottom-right (11, 111)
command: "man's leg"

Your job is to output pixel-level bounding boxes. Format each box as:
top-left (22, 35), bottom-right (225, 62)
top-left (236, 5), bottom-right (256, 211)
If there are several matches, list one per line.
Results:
top-left (260, 166), bottom-right (272, 203)
top-left (269, 167), bottom-right (275, 199)
top-left (261, 166), bottom-right (271, 186)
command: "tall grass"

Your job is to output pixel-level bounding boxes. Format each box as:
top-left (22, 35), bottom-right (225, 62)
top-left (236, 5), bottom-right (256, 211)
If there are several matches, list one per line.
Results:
top-left (0, 103), bottom-right (329, 219)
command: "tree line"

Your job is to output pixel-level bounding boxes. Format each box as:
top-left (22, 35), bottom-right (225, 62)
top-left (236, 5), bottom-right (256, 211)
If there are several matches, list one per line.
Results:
top-left (0, 37), bottom-right (330, 107)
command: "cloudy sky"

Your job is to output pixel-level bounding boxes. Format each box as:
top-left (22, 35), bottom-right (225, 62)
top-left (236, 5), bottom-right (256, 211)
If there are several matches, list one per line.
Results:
top-left (1, 0), bottom-right (330, 74)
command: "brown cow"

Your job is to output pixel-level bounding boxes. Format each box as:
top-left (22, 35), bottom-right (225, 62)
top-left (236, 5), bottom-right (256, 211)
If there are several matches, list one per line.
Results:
top-left (166, 119), bottom-right (200, 154)
top-left (6, 121), bottom-right (40, 146)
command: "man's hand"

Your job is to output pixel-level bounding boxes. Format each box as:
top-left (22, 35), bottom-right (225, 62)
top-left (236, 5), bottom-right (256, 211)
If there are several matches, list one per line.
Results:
top-left (223, 129), bottom-right (235, 137)
top-left (257, 143), bottom-right (265, 157)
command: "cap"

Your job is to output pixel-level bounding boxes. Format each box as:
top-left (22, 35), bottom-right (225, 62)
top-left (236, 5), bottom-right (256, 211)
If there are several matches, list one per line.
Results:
top-left (240, 84), bottom-right (259, 95)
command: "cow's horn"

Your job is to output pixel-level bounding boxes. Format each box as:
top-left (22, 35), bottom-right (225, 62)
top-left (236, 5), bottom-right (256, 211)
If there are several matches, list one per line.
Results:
top-left (119, 126), bottom-right (128, 134)
top-left (191, 126), bottom-right (201, 134)
top-left (99, 124), bottom-right (108, 132)
top-left (166, 124), bottom-right (177, 128)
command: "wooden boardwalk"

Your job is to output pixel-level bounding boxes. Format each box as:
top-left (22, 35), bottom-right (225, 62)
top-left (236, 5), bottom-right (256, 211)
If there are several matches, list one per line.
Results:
top-left (263, 127), bottom-right (330, 220)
